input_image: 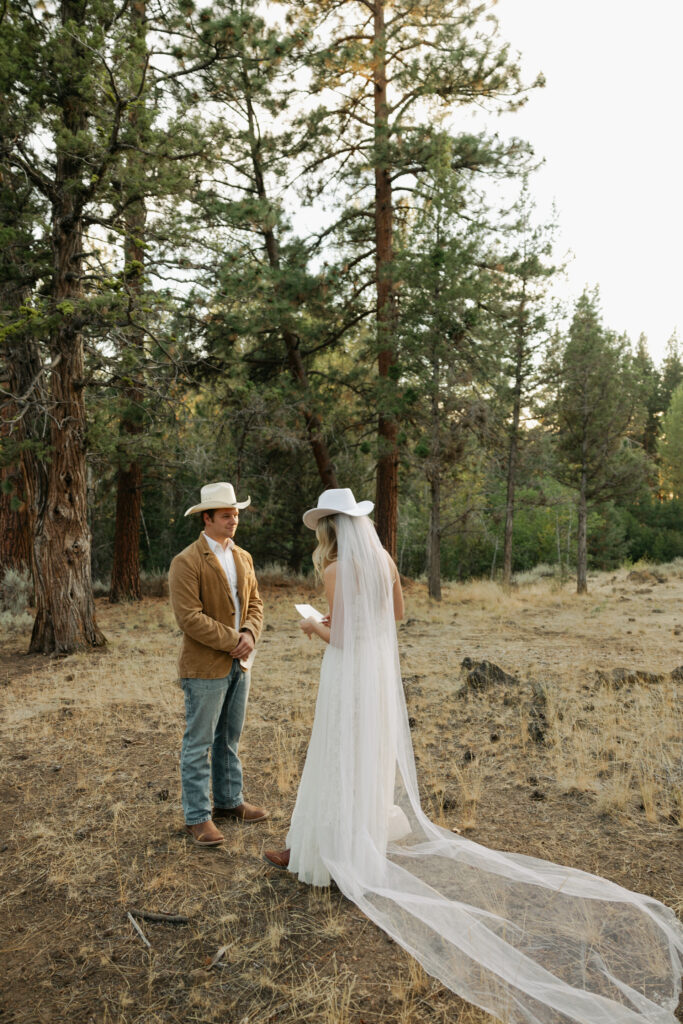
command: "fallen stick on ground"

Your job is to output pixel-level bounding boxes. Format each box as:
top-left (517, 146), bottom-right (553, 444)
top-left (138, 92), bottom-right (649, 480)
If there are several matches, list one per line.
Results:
top-left (128, 908), bottom-right (191, 924)
top-left (127, 911), bottom-right (151, 948)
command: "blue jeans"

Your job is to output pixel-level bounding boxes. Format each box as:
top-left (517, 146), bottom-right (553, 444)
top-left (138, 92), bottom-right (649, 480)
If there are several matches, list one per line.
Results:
top-left (180, 663), bottom-right (251, 826)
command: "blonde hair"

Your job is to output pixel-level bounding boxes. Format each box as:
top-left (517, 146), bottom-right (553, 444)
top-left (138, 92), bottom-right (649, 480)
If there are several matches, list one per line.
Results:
top-left (312, 516), bottom-right (338, 581)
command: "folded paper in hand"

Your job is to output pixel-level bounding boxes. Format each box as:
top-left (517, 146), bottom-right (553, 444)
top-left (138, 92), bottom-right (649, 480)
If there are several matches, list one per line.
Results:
top-left (295, 603), bottom-right (324, 622)
top-left (239, 649), bottom-right (256, 672)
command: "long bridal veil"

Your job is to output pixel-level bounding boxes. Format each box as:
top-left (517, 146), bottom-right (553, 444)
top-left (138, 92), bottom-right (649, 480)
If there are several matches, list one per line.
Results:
top-left (313, 514), bottom-right (682, 1024)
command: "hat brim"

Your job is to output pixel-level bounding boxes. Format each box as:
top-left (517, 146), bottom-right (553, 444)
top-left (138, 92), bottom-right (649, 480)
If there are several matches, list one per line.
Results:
top-left (302, 501), bottom-right (374, 530)
top-left (184, 497), bottom-right (251, 516)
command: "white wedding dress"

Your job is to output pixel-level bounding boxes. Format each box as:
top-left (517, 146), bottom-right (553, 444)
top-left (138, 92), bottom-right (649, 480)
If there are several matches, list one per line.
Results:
top-left (286, 515), bottom-right (683, 1024)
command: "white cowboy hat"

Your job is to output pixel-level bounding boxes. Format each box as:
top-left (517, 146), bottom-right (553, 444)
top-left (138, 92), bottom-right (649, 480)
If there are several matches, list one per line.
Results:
top-left (302, 488), bottom-right (374, 530)
top-left (184, 482), bottom-right (251, 516)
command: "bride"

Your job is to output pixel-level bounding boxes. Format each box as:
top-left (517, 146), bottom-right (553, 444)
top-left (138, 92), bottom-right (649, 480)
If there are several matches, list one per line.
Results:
top-left (264, 488), bottom-right (683, 1024)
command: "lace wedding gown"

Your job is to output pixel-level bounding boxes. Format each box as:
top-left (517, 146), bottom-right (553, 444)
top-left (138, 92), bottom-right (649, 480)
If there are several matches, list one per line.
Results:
top-left (286, 515), bottom-right (683, 1024)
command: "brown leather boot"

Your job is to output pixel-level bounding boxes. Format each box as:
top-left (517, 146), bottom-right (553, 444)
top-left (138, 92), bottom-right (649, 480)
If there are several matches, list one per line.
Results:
top-left (213, 801), bottom-right (269, 823)
top-left (263, 848), bottom-right (290, 869)
top-left (185, 820), bottom-right (225, 846)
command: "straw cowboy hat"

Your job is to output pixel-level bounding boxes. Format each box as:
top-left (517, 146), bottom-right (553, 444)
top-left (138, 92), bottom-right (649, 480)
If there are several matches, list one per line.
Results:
top-left (302, 488), bottom-right (374, 530)
top-left (184, 482), bottom-right (251, 516)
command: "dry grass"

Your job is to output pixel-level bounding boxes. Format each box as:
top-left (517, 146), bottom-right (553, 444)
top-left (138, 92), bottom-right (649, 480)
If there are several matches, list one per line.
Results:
top-left (0, 564), bottom-right (681, 1023)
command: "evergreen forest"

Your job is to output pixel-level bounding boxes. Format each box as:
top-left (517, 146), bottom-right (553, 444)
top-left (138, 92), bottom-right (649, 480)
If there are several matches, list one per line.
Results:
top-left (2, 0), bottom-right (683, 653)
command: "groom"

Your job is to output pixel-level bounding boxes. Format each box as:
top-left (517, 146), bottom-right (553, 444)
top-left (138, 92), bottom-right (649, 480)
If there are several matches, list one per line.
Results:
top-left (169, 482), bottom-right (268, 847)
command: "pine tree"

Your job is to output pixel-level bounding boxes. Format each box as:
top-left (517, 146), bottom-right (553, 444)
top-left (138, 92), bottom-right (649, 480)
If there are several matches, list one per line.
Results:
top-left (485, 185), bottom-right (558, 585)
top-left (109, 0), bottom-right (148, 603)
top-left (174, 2), bottom-right (344, 490)
top-left (554, 292), bottom-right (647, 594)
top-left (395, 140), bottom-right (488, 598)
top-left (658, 382), bottom-right (683, 499)
top-left (290, 0), bottom-right (541, 556)
top-left (631, 334), bottom-right (661, 458)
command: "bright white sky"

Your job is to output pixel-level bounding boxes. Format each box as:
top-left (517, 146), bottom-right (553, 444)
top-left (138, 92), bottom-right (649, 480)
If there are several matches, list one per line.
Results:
top-left (465, 0), bottom-right (682, 364)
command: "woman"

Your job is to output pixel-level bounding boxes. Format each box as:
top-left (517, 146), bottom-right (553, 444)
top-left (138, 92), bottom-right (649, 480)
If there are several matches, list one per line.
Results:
top-left (265, 488), bottom-right (683, 1024)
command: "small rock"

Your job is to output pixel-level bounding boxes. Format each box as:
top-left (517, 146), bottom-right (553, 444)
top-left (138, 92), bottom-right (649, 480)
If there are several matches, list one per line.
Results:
top-left (595, 668), bottom-right (664, 689)
top-left (460, 658), bottom-right (518, 692)
top-left (408, 717), bottom-right (417, 729)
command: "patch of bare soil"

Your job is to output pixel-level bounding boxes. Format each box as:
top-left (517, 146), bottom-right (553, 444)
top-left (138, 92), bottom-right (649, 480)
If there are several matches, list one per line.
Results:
top-left (0, 568), bottom-right (681, 1023)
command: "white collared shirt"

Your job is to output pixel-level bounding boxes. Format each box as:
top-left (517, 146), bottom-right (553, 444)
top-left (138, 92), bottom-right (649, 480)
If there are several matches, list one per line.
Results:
top-left (203, 532), bottom-right (241, 630)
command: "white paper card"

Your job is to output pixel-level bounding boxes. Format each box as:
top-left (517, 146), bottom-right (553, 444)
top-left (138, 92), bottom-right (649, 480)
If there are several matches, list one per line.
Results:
top-left (239, 649), bottom-right (256, 672)
top-left (295, 603), bottom-right (324, 622)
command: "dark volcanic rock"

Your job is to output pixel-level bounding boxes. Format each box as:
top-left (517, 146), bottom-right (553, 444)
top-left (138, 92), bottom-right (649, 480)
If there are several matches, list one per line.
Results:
top-left (460, 658), bottom-right (519, 692)
top-left (596, 667), bottom-right (666, 688)
top-left (527, 682), bottom-right (548, 744)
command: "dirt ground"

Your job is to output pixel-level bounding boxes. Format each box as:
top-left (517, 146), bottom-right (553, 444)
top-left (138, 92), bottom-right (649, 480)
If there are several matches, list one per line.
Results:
top-left (0, 564), bottom-right (681, 1024)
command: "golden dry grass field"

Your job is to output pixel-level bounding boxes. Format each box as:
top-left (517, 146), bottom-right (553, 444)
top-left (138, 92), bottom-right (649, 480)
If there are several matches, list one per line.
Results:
top-left (1, 565), bottom-right (682, 1024)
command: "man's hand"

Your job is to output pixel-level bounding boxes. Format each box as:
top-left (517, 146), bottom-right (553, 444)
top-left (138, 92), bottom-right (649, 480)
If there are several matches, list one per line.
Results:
top-left (231, 629), bottom-right (255, 660)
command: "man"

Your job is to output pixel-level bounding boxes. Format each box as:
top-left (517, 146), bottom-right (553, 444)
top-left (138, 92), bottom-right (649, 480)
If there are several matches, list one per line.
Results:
top-left (169, 481), bottom-right (268, 847)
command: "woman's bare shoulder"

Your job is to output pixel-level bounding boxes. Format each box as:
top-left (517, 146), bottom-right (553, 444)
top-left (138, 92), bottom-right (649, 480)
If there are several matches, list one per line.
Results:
top-left (323, 561), bottom-right (337, 579)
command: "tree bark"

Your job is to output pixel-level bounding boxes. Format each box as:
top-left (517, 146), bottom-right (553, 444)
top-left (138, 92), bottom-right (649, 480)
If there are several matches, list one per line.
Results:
top-left (426, 329), bottom-right (442, 600)
top-left (502, 351), bottom-right (524, 587)
top-left (30, 0), bottom-right (105, 653)
top-left (0, 313), bottom-right (35, 576)
top-left (427, 472), bottom-right (442, 601)
top-left (576, 466), bottom-right (588, 595)
top-left (110, 25), bottom-right (146, 603)
top-left (373, 0), bottom-right (399, 560)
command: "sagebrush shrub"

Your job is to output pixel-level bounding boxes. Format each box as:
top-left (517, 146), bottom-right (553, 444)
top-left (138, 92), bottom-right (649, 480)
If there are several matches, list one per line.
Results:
top-left (0, 567), bottom-right (31, 614)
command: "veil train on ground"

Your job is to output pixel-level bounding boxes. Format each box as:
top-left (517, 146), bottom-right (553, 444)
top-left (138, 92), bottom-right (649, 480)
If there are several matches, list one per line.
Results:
top-left (286, 514), bottom-right (683, 1024)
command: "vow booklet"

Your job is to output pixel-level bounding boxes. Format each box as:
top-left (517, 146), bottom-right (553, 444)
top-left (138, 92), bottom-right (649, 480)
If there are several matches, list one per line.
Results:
top-left (295, 603), bottom-right (324, 622)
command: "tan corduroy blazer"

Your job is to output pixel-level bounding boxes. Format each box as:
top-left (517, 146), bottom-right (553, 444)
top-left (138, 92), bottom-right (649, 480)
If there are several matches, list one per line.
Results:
top-left (168, 534), bottom-right (264, 680)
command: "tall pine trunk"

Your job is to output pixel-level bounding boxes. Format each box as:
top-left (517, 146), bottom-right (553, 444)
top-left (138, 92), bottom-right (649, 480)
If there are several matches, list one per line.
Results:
top-left (0, 290), bottom-right (36, 574)
top-left (373, 0), bottom-right (399, 559)
top-left (427, 473), bottom-right (442, 601)
top-left (576, 465), bottom-right (588, 594)
top-left (30, 0), bottom-right (105, 653)
top-left (426, 342), bottom-right (442, 600)
top-left (110, 32), bottom-right (146, 604)
top-left (502, 366), bottom-right (523, 586)
top-left (109, 207), bottom-right (145, 602)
